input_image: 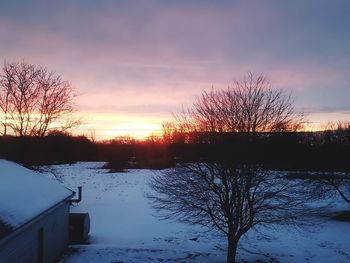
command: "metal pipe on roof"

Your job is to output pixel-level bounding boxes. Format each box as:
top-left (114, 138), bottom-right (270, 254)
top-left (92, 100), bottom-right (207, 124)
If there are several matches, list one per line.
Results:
top-left (69, 186), bottom-right (82, 204)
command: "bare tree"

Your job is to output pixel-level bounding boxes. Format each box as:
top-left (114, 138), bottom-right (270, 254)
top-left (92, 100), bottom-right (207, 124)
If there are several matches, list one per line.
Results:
top-left (0, 62), bottom-right (15, 135)
top-left (2, 62), bottom-right (39, 136)
top-left (152, 73), bottom-right (309, 263)
top-left (34, 67), bottom-right (76, 136)
top-left (0, 61), bottom-right (78, 136)
top-left (176, 72), bottom-right (303, 136)
top-left (150, 163), bottom-right (316, 263)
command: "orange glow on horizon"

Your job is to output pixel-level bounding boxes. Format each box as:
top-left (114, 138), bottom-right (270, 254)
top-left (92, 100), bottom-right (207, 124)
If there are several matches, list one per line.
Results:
top-left (71, 111), bottom-right (166, 141)
top-left (1, 110), bottom-right (347, 140)
top-left (71, 110), bottom-right (350, 140)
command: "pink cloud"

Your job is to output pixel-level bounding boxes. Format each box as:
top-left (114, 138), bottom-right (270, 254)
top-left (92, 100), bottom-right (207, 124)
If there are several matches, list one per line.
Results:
top-left (1, 1), bottom-right (349, 138)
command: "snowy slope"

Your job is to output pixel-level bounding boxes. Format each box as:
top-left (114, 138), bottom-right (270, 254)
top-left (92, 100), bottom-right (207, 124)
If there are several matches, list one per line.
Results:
top-left (0, 159), bottom-right (73, 228)
top-left (44, 162), bottom-right (350, 263)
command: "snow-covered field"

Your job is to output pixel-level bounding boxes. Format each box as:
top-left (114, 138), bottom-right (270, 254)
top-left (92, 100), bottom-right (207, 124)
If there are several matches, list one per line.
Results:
top-left (43, 162), bottom-right (350, 263)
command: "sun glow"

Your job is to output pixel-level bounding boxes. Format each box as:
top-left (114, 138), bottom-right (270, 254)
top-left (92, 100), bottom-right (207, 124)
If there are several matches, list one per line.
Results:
top-left (72, 112), bottom-right (165, 141)
top-left (301, 111), bottom-right (350, 132)
top-left (98, 122), bottom-right (163, 140)
top-left (66, 109), bottom-right (350, 140)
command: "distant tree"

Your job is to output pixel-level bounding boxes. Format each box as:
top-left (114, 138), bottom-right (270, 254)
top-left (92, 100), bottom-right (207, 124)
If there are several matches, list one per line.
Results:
top-left (335, 121), bottom-right (350, 145)
top-left (178, 72), bottom-right (303, 135)
top-left (162, 121), bottom-right (177, 144)
top-left (0, 62), bottom-right (39, 136)
top-left (151, 73), bottom-right (309, 263)
top-left (0, 61), bottom-right (78, 136)
top-left (0, 62), bottom-right (15, 135)
top-left (34, 67), bottom-right (77, 136)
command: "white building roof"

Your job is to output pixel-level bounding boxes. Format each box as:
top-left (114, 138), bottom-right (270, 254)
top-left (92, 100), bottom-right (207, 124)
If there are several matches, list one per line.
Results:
top-left (0, 159), bottom-right (73, 229)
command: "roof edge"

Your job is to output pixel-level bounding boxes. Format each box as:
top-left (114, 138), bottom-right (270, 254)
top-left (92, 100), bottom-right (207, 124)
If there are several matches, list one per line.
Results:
top-left (0, 193), bottom-right (74, 246)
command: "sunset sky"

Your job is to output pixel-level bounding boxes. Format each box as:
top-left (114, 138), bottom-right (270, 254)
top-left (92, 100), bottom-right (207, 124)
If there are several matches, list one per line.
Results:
top-left (1, 0), bottom-right (349, 140)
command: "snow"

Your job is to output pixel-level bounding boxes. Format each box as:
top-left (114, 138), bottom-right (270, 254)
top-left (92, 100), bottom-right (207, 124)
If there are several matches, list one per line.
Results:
top-left (42, 162), bottom-right (350, 263)
top-left (0, 159), bottom-right (73, 228)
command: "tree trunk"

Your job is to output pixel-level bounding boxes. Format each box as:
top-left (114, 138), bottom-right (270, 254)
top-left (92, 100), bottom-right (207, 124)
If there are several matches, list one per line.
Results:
top-left (226, 236), bottom-right (238, 263)
top-left (3, 119), bottom-right (6, 135)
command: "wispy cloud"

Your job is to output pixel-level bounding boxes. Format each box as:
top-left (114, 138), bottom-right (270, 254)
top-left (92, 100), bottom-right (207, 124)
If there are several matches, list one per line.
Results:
top-left (1, 0), bottom-right (349, 137)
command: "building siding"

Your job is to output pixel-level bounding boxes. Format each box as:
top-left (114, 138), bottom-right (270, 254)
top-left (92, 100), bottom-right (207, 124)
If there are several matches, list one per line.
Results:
top-left (0, 202), bottom-right (70, 263)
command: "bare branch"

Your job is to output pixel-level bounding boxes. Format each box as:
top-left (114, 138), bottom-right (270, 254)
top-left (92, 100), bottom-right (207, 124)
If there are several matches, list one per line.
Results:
top-left (0, 61), bottom-right (79, 136)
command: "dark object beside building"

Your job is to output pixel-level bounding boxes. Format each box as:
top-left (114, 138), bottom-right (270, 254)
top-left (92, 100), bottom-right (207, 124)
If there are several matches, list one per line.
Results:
top-left (69, 213), bottom-right (90, 244)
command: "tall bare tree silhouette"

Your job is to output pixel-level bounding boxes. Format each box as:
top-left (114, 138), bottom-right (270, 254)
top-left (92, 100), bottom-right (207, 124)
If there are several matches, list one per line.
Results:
top-left (0, 61), bottom-right (78, 136)
top-left (150, 73), bottom-right (311, 263)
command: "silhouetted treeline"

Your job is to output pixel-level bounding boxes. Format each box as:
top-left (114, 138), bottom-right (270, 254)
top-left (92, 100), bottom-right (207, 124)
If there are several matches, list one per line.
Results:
top-left (168, 131), bottom-right (350, 171)
top-left (100, 138), bottom-right (174, 171)
top-left (1, 129), bottom-right (350, 171)
top-left (0, 133), bottom-right (173, 169)
top-left (0, 132), bottom-right (98, 166)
